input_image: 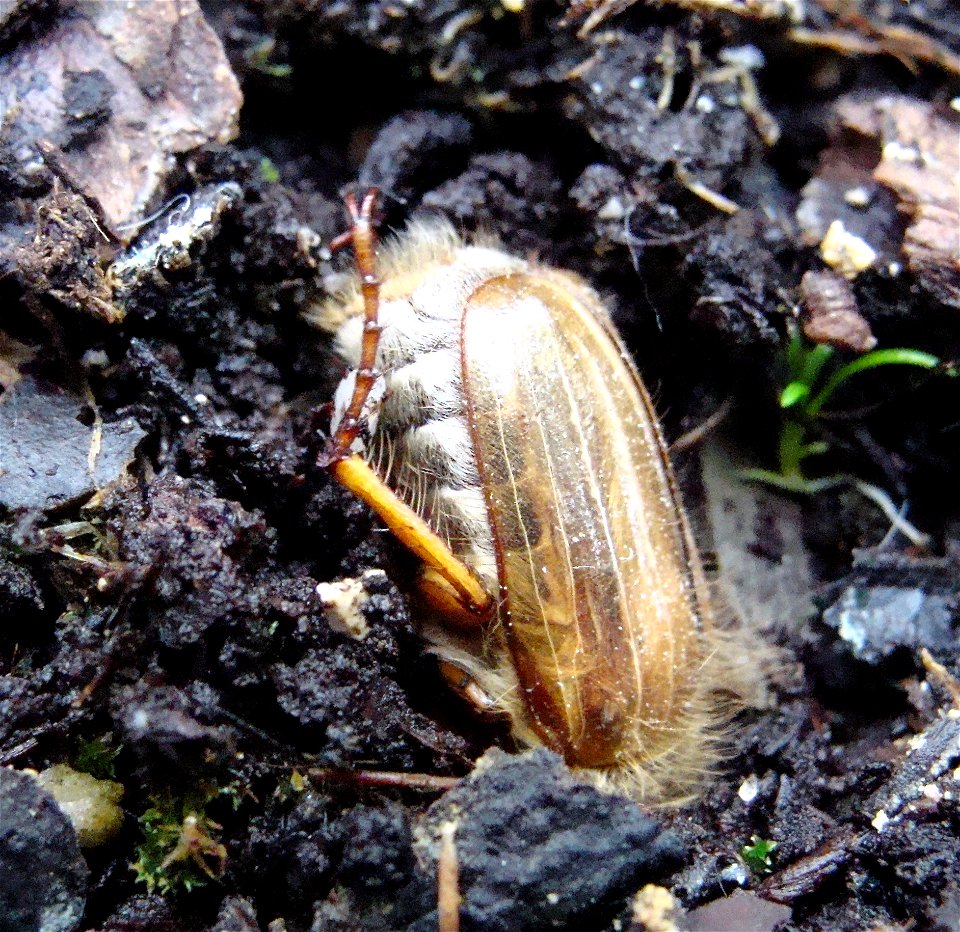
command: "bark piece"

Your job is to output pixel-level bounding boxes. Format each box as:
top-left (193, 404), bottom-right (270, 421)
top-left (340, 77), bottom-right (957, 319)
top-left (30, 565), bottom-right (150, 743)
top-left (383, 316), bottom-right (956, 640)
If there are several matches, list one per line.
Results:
top-left (800, 270), bottom-right (876, 353)
top-left (0, 0), bottom-right (241, 238)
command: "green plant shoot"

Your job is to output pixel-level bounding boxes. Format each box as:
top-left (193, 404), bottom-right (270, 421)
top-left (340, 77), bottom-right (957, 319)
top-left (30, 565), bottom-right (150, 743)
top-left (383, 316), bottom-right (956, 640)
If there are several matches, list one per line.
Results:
top-left (743, 328), bottom-right (944, 495)
top-left (742, 835), bottom-right (777, 874)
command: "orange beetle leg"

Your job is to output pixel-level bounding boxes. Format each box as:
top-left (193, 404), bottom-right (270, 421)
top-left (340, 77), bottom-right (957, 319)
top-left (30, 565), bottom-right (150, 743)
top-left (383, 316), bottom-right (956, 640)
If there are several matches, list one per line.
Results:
top-left (416, 565), bottom-right (493, 628)
top-left (433, 655), bottom-right (510, 722)
top-left (330, 456), bottom-right (493, 622)
top-left (324, 190), bottom-right (492, 626)
top-left (325, 188), bottom-right (384, 463)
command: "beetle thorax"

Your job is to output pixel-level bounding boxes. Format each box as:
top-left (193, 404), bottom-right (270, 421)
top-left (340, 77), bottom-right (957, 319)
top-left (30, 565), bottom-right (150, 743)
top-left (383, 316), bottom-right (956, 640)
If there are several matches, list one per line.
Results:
top-left (330, 234), bottom-right (525, 594)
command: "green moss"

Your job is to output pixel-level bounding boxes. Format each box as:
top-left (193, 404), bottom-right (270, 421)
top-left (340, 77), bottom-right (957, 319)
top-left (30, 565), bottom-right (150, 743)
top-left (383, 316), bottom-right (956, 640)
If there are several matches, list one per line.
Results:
top-left (75, 736), bottom-right (121, 780)
top-left (259, 157), bottom-right (280, 184)
top-left (245, 37), bottom-right (293, 78)
top-left (131, 789), bottom-right (228, 895)
top-left (741, 835), bottom-right (777, 874)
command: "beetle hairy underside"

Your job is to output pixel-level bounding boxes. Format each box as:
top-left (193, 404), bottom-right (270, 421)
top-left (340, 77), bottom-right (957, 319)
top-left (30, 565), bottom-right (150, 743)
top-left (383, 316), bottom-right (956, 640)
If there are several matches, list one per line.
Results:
top-left (309, 207), bottom-right (750, 802)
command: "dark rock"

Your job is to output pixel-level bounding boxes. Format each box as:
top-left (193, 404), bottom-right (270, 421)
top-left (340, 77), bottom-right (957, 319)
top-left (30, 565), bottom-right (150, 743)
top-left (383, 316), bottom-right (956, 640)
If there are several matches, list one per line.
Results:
top-left (303, 0), bottom-right (515, 83)
top-left (60, 69), bottom-right (114, 149)
top-left (212, 895), bottom-right (258, 931)
top-left (930, 880), bottom-right (960, 931)
top-left (850, 813), bottom-right (960, 922)
top-left (244, 789), bottom-right (333, 903)
top-left (0, 376), bottom-right (145, 511)
top-left (104, 474), bottom-right (275, 648)
top-left (671, 850), bottom-right (750, 909)
top-left (821, 549), bottom-right (960, 666)
top-left (0, 550), bottom-right (45, 623)
top-left (768, 774), bottom-right (835, 862)
top-left (865, 713), bottom-right (960, 831)
top-left (1, 610), bottom-right (120, 762)
top-left (114, 681), bottom-right (235, 775)
top-left (272, 567), bottom-right (473, 769)
top-left (824, 585), bottom-right (955, 665)
top-left (97, 892), bottom-right (179, 931)
top-left (0, 766), bottom-right (88, 931)
top-left (413, 749), bottom-right (684, 931)
top-left (307, 801), bottom-right (431, 929)
top-left (0, 0), bottom-right (56, 49)
top-left (685, 210), bottom-right (785, 350)
top-left (272, 647), bottom-right (470, 770)
top-left (564, 28), bottom-right (755, 190)
top-left (420, 152), bottom-right (563, 256)
top-left (334, 802), bottom-right (415, 894)
top-left (0, 0), bottom-right (240, 232)
top-left (357, 110), bottom-right (473, 208)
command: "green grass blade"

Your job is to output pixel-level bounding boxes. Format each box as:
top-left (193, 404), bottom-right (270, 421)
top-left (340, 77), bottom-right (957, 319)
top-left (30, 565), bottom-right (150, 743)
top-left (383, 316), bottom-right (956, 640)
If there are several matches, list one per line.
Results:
top-left (806, 348), bottom-right (940, 416)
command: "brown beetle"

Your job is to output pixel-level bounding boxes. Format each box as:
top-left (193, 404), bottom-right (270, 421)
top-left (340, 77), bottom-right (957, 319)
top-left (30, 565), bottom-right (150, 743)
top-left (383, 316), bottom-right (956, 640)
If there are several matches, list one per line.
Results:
top-left (310, 191), bottom-right (744, 800)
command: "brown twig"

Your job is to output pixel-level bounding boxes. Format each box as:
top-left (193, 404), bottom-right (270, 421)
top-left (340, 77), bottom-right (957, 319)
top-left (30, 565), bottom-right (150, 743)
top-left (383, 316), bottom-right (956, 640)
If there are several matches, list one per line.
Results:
top-left (670, 399), bottom-right (732, 454)
top-left (437, 820), bottom-right (461, 932)
top-left (308, 768), bottom-right (462, 793)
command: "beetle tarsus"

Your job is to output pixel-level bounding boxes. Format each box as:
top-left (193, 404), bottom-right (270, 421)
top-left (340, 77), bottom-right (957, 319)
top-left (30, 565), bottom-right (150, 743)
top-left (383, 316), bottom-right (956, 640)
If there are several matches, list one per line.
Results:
top-left (324, 188), bottom-right (385, 464)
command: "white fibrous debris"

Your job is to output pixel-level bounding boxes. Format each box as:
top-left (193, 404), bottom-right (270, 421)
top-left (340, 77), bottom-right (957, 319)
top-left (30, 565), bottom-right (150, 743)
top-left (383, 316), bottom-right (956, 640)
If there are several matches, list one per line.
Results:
top-left (597, 196), bottom-right (627, 221)
top-left (109, 184), bottom-right (242, 286)
top-left (719, 44), bottom-right (765, 71)
top-left (843, 187), bottom-right (872, 208)
top-left (882, 141), bottom-right (922, 164)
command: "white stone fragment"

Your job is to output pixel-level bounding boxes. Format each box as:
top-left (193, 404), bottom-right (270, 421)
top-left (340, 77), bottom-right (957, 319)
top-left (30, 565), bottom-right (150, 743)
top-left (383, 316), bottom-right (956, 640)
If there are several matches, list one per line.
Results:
top-left (820, 220), bottom-right (877, 278)
top-left (738, 773), bottom-right (760, 803)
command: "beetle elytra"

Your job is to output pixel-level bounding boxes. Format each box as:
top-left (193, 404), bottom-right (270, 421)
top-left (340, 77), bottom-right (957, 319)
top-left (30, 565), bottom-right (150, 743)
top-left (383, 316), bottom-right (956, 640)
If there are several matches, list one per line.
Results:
top-left (310, 190), bottom-right (743, 801)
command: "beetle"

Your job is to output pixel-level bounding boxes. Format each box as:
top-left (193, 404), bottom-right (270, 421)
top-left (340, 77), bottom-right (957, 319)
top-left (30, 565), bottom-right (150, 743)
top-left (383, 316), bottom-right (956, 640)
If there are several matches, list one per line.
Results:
top-left (310, 189), bottom-right (738, 801)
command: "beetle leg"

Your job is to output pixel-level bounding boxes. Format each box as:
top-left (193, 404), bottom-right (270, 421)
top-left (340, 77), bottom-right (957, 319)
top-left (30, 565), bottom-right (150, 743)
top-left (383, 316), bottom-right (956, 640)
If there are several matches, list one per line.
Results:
top-left (325, 188), bottom-right (385, 463)
top-left (432, 654), bottom-right (511, 723)
top-left (330, 456), bottom-right (493, 620)
top-left (416, 565), bottom-right (489, 627)
top-left (323, 189), bottom-right (493, 623)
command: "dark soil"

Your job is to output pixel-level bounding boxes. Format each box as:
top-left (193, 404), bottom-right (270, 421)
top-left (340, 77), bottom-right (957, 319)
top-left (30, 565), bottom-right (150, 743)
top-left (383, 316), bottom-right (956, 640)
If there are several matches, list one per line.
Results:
top-left (1, 1), bottom-right (959, 930)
